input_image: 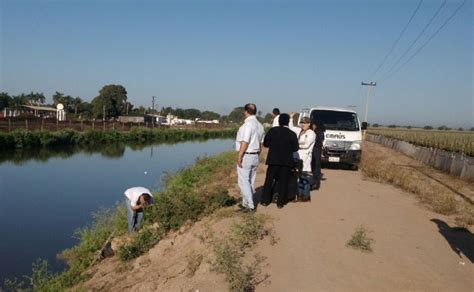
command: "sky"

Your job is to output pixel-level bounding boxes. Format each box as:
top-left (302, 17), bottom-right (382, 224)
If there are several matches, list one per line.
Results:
top-left (0, 0), bottom-right (472, 127)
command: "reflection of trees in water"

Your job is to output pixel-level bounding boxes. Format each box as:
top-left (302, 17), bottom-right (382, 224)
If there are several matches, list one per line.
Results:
top-left (0, 137), bottom-right (218, 165)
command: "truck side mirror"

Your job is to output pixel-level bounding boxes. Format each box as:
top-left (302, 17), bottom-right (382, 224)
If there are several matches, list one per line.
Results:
top-left (361, 122), bottom-right (368, 130)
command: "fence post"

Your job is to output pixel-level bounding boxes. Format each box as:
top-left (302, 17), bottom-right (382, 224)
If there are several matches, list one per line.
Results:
top-left (92, 121), bottom-right (95, 129)
top-left (25, 119), bottom-right (28, 131)
top-left (103, 121), bottom-right (106, 131)
top-left (8, 119), bottom-right (11, 132)
top-left (81, 120), bottom-right (83, 131)
top-left (56, 119), bottom-right (59, 131)
top-left (41, 119), bottom-right (44, 132)
top-left (113, 122), bottom-right (115, 130)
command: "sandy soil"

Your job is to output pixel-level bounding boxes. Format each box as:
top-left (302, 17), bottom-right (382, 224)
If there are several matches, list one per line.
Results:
top-left (79, 142), bottom-right (474, 292)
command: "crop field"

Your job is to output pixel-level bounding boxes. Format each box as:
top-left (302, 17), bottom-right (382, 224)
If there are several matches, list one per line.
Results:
top-left (367, 128), bottom-right (474, 156)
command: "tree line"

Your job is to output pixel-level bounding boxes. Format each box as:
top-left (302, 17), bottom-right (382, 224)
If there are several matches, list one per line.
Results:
top-left (0, 84), bottom-right (278, 124)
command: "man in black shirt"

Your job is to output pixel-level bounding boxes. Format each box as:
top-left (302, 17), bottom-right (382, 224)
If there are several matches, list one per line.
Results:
top-left (261, 113), bottom-right (299, 208)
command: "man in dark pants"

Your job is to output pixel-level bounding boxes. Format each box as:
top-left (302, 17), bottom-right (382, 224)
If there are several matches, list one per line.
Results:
top-left (311, 120), bottom-right (325, 190)
top-left (261, 114), bottom-right (299, 208)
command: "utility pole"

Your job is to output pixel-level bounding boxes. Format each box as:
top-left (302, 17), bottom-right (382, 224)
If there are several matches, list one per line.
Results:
top-left (361, 82), bottom-right (376, 123)
top-left (152, 96), bottom-right (155, 114)
top-left (151, 96), bottom-right (156, 127)
top-left (103, 105), bottom-right (106, 122)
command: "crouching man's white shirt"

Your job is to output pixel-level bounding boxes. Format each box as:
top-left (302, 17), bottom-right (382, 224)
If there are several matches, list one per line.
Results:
top-left (124, 186), bottom-right (153, 206)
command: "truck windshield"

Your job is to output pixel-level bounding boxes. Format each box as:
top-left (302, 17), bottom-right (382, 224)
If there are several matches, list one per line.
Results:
top-left (310, 110), bottom-right (359, 131)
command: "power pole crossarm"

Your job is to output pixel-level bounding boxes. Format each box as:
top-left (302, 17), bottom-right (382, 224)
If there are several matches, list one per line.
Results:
top-left (361, 81), bottom-right (377, 123)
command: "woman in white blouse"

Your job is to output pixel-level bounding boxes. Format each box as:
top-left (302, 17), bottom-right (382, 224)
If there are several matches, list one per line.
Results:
top-left (289, 113), bottom-right (316, 172)
top-left (289, 113), bottom-right (316, 201)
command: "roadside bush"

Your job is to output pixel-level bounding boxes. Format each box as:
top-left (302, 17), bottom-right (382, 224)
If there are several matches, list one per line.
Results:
top-left (346, 225), bottom-right (374, 252)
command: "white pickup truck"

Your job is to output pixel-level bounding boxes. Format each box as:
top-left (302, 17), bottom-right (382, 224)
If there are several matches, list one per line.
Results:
top-left (298, 107), bottom-right (366, 168)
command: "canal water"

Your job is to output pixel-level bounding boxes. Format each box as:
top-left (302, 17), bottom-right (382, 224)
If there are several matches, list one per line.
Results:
top-left (0, 138), bottom-right (234, 284)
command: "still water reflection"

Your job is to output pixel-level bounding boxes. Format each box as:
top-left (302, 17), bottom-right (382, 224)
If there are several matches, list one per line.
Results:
top-left (0, 139), bottom-right (234, 283)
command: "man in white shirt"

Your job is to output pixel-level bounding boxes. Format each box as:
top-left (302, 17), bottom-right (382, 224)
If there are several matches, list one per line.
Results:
top-left (236, 103), bottom-right (265, 211)
top-left (124, 186), bottom-right (153, 231)
top-left (272, 108), bottom-right (280, 127)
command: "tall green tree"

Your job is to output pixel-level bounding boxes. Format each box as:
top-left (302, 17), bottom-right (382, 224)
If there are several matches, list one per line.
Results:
top-left (0, 92), bottom-right (12, 110)
top-left (263, 113), bottom-right (273, 124)
top-left (227, 107), bottom-right (245, 124)
top-left (52, 91), bottom-right (74, 112)
top-left (183, 108), bottom-right (201, 120)
top-left (91, 85), bottom-right (128, 119)
top-left (11, 94), bottom-right (28, 107)
top-left (72, 97), bottom-right (83, 115)
top-left (25, 92), bottom-right (46, 105)
top-left (200, 111), bottom-right (220, 120)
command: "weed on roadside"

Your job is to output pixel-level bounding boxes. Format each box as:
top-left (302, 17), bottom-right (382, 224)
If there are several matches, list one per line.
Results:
top-left (206, 213), bottom-right (274, 292)
top-left (186, 251), bottom-right (204, 277)
top-left (346, 225), bottom-right (374, 252)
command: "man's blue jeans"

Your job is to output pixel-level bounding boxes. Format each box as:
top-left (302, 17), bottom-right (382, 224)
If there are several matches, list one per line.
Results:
top-left (237, 154), bottom-right (259, 209)
top-left (125, 198), bottom-right (143, 231)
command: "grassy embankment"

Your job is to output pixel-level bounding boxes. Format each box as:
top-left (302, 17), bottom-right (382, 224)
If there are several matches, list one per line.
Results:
top-left (0, 127), bottom-right (237, 149)
top-left (361, 141), bottom-right (474, 227)
top-left (3, 150), bottom-right (239, 291)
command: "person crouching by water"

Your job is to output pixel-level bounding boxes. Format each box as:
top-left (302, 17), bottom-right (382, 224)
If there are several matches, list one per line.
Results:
top-left (289, 113), bottom-right (316, 201)
top-left (236, 103), bottom-right (265, 212)
top-left (311, 120), bottom-right (325, 190)
top-left (261, 113), bottom-right (299, 208)
top-left (124, 187), bottom-right (153, 232)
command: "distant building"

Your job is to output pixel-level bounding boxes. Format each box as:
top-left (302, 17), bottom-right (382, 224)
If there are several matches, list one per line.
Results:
top-left (2, 105), bottom-right (64, 120)
top-left (196, 119), bottom-right (219, 124)
top-left (144, 114), bottom-right (165, 125)
top-left (164, 113), bottom-right (194, 126)
top-left (118, 116), bottom-right (145, 123)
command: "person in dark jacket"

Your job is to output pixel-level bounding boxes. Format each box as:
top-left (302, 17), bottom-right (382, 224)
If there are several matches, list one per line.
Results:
top-left (261, 113), bottom-right (299, 208)
top-left (311, 119), bottom-right (325, 190)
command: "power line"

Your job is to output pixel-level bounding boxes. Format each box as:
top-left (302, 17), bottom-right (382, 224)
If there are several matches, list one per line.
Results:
top-left (370, 0), bottom-right (424, 80)
top-left (378, 0), bottom-right (447, 82)
top-left (380, 0), bottom-right (468, 83)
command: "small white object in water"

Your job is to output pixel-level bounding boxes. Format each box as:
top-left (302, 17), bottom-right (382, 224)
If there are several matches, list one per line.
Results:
top-left (144, 171), bottom-right (148, 175)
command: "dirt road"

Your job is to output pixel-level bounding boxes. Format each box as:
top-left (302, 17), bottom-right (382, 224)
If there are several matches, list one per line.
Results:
top-left (254, 165), bottom-right (474, 291)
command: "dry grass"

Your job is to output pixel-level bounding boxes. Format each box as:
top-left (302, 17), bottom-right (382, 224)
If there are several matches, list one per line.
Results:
top-left (185, 250), bottom-right (204, 277)
top-left (346, 225), bottom-right (374, 252)
top-left (361, 141), bottom-right (474, 226)
top-left (201, 213), bottom-right (275, 292)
